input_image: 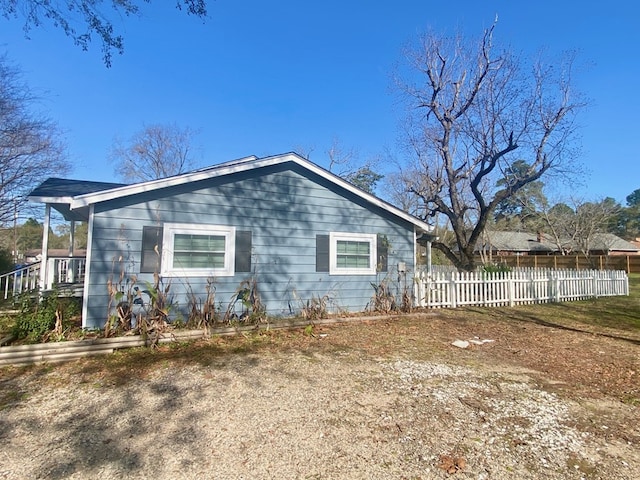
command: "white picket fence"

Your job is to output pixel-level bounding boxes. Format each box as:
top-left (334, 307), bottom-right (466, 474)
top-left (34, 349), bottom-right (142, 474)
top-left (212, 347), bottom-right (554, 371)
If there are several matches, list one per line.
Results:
top-left (414, 268), bottom-right (629, 308)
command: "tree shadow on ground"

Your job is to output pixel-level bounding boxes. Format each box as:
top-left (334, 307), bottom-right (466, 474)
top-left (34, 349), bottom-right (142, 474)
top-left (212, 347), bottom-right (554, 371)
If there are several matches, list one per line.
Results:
top-left (473, 302), bottom-right (640, 347)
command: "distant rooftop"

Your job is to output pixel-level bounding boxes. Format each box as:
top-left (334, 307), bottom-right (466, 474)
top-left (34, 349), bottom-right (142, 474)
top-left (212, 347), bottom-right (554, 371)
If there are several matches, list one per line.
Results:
top-left (477, 231), bottom-right (640, 253)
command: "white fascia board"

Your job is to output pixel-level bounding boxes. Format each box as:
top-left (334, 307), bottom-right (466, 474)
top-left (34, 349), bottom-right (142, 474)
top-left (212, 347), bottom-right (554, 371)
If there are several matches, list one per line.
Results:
top-left (69, 154), bottom-right (260, 209)
top-left (28, 195), bottom-right (75, 204)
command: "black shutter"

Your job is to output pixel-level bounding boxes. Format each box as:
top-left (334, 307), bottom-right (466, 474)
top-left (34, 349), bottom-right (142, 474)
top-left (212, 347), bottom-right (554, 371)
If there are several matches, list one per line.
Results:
top-left (235, 230), bottom-right (252, 273)
top-left (316, 234), bottom-right (330, 272)
top-left (140, 226), bottom-right (163, 273)
top-left (377, 234), bottom-right (388, 272)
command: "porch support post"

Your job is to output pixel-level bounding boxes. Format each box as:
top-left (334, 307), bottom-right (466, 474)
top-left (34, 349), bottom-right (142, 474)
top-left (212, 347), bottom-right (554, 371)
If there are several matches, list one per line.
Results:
top-left (67, 220), bottom-right (76, 283)
top-left (81, 204), bottom-right (95, 329)
top-left (69, 220), bottom-right (76, 256)
top-left (39, 204), bottom-right (51, 291)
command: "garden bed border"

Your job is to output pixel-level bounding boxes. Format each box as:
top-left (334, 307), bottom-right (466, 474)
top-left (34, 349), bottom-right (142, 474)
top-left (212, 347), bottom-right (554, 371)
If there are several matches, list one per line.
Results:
top-left (0, 314), bottom-right (407, 367)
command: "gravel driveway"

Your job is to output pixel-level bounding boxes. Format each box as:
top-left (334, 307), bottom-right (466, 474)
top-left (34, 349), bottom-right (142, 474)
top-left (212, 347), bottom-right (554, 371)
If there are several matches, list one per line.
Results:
top-left (1, 316), bottom-right (639, 479)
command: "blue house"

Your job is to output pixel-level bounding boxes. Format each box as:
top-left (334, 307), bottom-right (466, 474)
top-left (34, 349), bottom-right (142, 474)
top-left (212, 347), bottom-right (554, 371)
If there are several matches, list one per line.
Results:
top-left (29, 153), bottom-right (432, 329)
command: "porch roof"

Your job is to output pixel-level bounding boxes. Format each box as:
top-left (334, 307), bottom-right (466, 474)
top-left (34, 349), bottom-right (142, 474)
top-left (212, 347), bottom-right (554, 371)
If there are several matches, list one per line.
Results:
top-left (28, 178), bottom-right (127, 221)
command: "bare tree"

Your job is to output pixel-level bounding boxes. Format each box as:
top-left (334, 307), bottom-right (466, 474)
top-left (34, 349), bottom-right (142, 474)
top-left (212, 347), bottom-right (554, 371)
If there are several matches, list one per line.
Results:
top-left (297, 139), bottom-right (383, 194)
top-left (395, 23), bottom-right (585, 271)
top-left (539, 197), bottom-right (621, 258)
top-left (325, 139), bottom-right (383, 194)
top-left (1, 1), bottom-right (208, 66)
top-left (384, 171), bottom-right (421, 216)
top-left (0, 54), bottom-right (69, 225)
top-left (110, 123), bottom-right (200, 183)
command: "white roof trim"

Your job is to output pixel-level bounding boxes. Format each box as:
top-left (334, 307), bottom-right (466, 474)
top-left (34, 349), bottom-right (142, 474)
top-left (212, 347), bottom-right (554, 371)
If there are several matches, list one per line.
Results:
top-left (70, 154), bottom-right (259, 208)
top-left (28, 195), bottom-right (75, 204)
top-left (69, 152), bottom-right (433, 233)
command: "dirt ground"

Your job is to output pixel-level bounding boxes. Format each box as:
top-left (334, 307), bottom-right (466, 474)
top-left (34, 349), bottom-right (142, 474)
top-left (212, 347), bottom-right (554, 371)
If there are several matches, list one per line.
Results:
top-left (0, 311), bottom-right (639, 479)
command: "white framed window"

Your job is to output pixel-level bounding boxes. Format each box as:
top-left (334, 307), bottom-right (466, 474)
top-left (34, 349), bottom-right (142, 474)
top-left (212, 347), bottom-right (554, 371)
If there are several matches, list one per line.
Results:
top-left (161, 223), bottom-right (236, 277)
top-left (329, 232), bottom-right (377, 275)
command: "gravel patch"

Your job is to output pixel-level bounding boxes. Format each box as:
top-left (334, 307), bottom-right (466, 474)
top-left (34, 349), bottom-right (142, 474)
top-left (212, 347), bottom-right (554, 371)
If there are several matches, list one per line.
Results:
top-left (1, 348), bottom-right (639, 479)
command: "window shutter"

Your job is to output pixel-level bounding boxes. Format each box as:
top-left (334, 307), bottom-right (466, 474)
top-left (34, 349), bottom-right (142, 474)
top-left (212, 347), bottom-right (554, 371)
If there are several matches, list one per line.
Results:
top-left (316, 234), bottom-right (330, 272)
top-left (140, 226), bottom-right (163, 273)
top-left (377, 234), bottom-right (388, 272)
top-left (235, 230), bottom-right (252, 273)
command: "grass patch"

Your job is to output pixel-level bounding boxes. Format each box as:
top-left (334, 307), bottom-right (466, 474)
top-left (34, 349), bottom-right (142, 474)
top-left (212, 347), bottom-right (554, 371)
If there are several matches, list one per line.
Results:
top-left (1, 272), bottom-right (637, 405)
top-left (438, 273), bottom-right (640, 338)
top-left (54, 329), bottom-right (328, 387)
top-left (0, 311), bottom-right (17, 338)
top-left (0, 389), bottom-right (27, 410)
top-left (621, 394), bottom-right (640, 407)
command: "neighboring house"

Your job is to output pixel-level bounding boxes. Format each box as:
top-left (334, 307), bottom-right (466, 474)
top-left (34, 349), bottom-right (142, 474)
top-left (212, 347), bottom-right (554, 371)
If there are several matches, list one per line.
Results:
top-left (586, 233), bottom-right (640, 256)
top-left (478, 231), bottom-right (555, 256)
top-left (24, 249), bottom-right (87, 264)
top-left (29, 153), bottom-right (432, 329)
top-left (478, 231), bottom-right (640, 256)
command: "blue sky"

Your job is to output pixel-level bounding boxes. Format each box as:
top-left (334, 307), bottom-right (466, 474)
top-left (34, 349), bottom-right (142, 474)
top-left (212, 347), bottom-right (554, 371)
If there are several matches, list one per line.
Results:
top-left (2, 0), bottom-right (639, 205)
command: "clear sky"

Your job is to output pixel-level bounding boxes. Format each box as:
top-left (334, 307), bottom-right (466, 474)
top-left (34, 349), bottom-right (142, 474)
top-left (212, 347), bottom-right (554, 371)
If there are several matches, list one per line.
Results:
top-left (1, 0), bottom-right (639, 205)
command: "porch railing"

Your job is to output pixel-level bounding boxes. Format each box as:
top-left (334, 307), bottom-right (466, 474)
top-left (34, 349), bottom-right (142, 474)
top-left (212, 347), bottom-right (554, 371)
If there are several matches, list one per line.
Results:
top-left (0, 257), bottom-right (87, 300)
top-left (1, 262), bottom-right (41, 300)
top-left (46, 256), bottom-right (86, 287)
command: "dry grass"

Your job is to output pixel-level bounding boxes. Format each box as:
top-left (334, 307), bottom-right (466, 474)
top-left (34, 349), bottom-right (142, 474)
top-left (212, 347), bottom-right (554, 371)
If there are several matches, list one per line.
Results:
top-left (1, 275), bottom-right (638, 403)
top-left (1, 278), bottom-right (639, 479)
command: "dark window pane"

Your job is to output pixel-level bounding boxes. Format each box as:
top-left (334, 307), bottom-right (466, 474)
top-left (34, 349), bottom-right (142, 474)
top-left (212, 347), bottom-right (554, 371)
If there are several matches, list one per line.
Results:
top-left (140, 226), bottom-right (163, 273)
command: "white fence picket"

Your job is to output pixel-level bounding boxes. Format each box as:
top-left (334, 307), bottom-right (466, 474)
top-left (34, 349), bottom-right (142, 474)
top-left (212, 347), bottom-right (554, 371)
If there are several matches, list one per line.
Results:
top-left (414, 267), bottom-right (629, 309)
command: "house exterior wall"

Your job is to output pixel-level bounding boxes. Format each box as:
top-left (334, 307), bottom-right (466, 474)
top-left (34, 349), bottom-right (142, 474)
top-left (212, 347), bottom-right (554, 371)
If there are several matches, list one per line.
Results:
top-left (83, 163), bottom-right (416, 329)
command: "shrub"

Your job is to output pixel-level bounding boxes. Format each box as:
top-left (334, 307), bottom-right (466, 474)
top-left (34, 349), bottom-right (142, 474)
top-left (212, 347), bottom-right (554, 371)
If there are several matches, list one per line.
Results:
top-left (481, 263), bottom-right (511, 273)
top-left (0, 248), bottom-right (14, 274)
top-left (224, 277), bottom-right (266, 324)
top-left (12, 293), bottom-right (81, 342)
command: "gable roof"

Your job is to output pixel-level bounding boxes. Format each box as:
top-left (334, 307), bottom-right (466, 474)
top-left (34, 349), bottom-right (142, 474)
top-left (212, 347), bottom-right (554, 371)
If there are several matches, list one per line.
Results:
top-left (478, 231), bottom-right (555, 253)
top-left (588, 233), bottom-right (640, 252)
top-left (29, 152), bottom-right (433, 233)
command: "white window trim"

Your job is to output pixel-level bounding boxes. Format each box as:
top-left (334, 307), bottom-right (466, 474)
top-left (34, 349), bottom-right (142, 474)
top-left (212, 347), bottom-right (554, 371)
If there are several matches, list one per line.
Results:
top-left (161, 223), bottom-right (236, 277)
top-left (329, 232), bottom-right (377, 275)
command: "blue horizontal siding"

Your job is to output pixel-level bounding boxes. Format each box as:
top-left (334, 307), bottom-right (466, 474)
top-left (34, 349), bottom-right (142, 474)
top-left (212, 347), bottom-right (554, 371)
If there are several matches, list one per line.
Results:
top-left (83, 163), bottom-right (416, 328)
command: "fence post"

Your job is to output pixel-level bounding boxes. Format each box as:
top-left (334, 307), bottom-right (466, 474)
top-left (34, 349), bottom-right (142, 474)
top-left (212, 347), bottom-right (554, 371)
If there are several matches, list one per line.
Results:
top-left (414, 271), bottom-right (426, 308)
top-left (624, 271), bottom-right (629, 296)
top-left (508, 272), bottom-right (515, 307)
top-left (450, 272), bottom-right (457, 308)
top-left (424, 272), bottom-right (431, 307)
top-left (592, 271), bottom-right (598, 299)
